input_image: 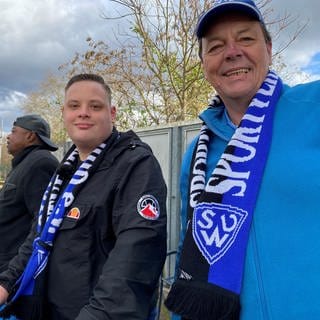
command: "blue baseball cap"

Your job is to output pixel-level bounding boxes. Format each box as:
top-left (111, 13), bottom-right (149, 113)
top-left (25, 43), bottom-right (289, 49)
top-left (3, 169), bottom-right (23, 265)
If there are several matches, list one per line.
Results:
top-left (196, 0), bottom-right (265, 39)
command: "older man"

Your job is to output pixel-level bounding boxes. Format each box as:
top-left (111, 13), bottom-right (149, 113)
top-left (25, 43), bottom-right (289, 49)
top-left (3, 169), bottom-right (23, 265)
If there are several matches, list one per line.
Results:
top-left (166, 0), bottom-right (320, 319)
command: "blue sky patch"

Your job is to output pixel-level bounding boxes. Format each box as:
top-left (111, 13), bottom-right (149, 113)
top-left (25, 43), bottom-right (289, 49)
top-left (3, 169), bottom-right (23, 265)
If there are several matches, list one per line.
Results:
top-left (302, 52), bottom-right (320, 75)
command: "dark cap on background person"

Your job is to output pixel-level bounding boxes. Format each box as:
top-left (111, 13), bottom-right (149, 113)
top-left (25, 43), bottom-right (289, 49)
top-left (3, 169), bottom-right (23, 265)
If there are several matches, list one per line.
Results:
top-left (195, 0), bottom-right (265, 39)
top-left (13, 114), bottom-right (58, 151)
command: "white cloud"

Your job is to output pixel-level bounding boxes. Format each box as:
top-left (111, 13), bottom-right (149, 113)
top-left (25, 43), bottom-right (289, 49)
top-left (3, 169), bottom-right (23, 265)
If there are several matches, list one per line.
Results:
top-left (0, 0), bottom-right (114, 93)
top-left (0, 0), bottom-right (127, 130)
top-left (269, 0), bottom-right (320, 73)
top-left (1, 0), bottom-right (318, 93)
top-left (0, 0), bottom-right (319, 128)
top-left (0, 89), bottom-right (26, 132)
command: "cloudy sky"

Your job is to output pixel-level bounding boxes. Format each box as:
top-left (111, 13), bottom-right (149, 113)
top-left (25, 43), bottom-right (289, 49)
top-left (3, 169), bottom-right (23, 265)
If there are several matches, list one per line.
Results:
top-left (0, 0), bottom-right (319, 132)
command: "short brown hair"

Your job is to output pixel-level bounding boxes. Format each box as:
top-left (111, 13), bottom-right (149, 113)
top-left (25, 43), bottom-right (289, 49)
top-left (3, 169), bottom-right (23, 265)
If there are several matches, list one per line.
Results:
top-left (65, 74), bottom-right (112, 105)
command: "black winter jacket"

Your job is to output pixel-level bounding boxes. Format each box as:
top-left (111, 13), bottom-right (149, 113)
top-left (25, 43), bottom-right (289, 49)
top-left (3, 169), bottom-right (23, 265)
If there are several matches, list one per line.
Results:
top-left (0, 146), bottom-right (58, 272)
top-left (0, 131), bottom-right (167, 320)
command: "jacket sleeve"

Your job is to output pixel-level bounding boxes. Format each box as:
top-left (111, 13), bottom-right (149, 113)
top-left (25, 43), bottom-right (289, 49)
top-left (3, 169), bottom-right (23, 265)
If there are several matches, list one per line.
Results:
top-left (173, 140), bottom-right (195, 278)
top-left (23, 153), bottom-right (58, 216)
top-left (0, 152), bottom-right (58, 292)
top-left (0, 220), bottom-right (37, 293)
top-left (170, 139), bottom-right (196, 320)
top-left (76, 151), bottom-right (167, 320)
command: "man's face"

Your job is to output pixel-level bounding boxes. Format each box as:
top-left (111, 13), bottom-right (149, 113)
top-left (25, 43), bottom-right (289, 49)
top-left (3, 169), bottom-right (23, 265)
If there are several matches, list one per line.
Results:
top-left (62, 80), bottom-right (116, 158)
top-left (7, 126), bottom-right (32, 156)
top-left (200, 12), bottom-right (272, 105)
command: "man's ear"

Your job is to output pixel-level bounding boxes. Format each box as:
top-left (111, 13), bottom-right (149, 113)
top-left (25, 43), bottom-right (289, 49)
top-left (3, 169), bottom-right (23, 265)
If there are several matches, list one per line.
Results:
top-left (27, 131), bottom-right (37, 143)
top-left (111, 105), bottom-right (117, 123)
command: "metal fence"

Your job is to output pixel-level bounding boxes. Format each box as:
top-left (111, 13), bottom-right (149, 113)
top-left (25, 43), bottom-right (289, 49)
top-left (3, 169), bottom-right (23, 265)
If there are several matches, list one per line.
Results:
top-left (136, 120), bottom-right (201, 278)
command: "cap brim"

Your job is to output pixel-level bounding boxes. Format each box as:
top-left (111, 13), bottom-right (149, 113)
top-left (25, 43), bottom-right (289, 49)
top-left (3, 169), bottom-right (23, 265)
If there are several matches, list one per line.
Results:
top-left (38, 134), bottom-right (58, 151)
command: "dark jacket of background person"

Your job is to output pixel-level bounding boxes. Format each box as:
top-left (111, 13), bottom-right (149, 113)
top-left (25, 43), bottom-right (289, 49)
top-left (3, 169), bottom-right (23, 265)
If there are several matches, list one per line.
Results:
top-left (0, 145), bottom-right (59, 273)
top-left (0, 130), bottom-right (167, 320)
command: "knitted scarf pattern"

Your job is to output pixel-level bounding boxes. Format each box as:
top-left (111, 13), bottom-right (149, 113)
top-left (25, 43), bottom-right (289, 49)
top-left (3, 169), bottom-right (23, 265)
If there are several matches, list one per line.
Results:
top-left (165, 71), bottom-right (283, 319)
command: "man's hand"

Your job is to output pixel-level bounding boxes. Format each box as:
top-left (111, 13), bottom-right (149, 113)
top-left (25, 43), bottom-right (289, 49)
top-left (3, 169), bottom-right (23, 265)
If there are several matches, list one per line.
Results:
top-left (0, 285), bottom-right (9, 305)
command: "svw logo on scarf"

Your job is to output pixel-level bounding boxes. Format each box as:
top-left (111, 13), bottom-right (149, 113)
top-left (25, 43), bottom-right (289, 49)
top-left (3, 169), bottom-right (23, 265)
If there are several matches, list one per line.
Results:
top-left (193, 202), bottom-right (248, 265)
top-left (165, 71), bottom-right (283, 320)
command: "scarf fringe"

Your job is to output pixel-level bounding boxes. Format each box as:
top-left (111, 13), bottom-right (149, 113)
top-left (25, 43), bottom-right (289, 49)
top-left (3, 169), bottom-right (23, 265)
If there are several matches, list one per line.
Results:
top-left (165, 279), bottom-right (240, 320)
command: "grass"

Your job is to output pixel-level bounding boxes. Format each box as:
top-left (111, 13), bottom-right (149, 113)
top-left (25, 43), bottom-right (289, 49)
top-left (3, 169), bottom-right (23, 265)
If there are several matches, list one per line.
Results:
top-left (158, 285), bottom-right (171, 320)
top-left (159, 306), bottom-right (170, 320)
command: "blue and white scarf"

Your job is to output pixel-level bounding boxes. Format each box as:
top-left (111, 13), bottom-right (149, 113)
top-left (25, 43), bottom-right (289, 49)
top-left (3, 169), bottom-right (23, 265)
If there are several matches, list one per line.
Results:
top-left (0, 130), bottom-right (118, 319)
top-left (13, 143), bottom-right (106, 300)
top-left (165, 71), bottom-right (283, 319)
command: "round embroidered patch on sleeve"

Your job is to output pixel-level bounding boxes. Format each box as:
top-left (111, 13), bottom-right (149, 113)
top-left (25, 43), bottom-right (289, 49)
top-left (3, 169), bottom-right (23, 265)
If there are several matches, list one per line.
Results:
top-left (137, 194), bottom-right (160, 220)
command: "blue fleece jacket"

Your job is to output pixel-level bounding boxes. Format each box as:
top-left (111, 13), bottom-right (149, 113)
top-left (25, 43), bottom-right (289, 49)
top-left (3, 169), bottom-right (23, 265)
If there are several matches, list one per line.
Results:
top-left (174, 80), bottom-right (320, 319)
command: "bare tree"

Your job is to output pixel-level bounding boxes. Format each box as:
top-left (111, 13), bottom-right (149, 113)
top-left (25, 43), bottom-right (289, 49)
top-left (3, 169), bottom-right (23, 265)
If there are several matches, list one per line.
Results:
top-left (25, 0), bottom-right (307, 131)
top-left (60, 0), bottom-right (216, 129)
top-left (22, 73), bottom-right (67, 145)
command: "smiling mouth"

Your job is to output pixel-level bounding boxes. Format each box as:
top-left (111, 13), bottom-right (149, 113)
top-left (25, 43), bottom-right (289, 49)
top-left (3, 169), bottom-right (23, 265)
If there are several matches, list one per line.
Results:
top-left (76, 123), bottom-right (93, 129)
top-left (224, 68), bottom-right (250, 77)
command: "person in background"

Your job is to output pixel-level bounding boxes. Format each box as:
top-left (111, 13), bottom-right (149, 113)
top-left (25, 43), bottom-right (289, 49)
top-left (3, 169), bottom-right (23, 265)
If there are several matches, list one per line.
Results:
top-left (165, 0), bottom-right (320, 319)
top-left (0, 114), bottom-right (59, 273)
top-left (0, 73), bottom-right (167, 320)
